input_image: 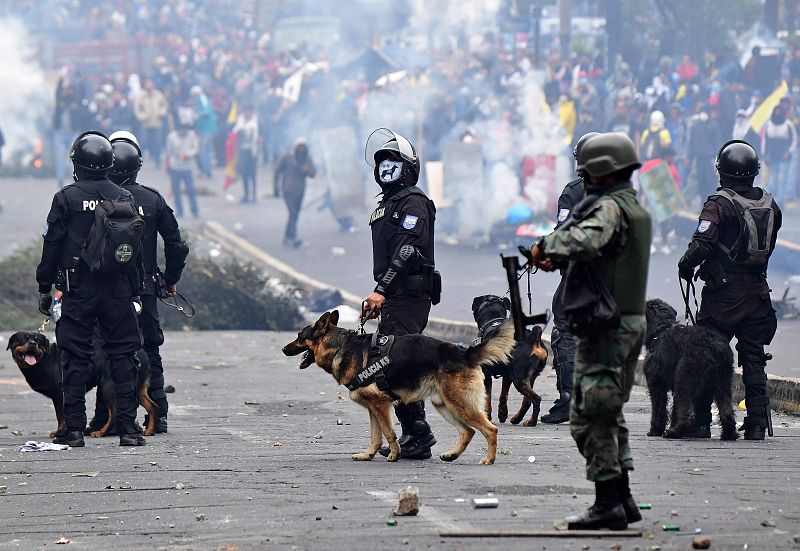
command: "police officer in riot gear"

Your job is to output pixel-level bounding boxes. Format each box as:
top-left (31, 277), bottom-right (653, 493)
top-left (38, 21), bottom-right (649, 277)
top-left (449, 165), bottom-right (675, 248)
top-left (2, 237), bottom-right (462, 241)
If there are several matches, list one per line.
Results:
top-left (362, 129), bottom-right (439, 460)
top-left (101, 130), bottom-right (188, 434)
top-left (541, 131), bottom-right (599, 424)
top-left (36, 130), bottom-right (146, 447)
top-left (678, 140), bottom-right (781, 440)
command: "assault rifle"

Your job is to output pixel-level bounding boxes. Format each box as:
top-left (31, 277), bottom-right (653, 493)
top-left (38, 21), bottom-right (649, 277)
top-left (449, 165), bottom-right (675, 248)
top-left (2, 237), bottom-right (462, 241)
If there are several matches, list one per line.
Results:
top-left (500, 247), bottom-right (550, 339)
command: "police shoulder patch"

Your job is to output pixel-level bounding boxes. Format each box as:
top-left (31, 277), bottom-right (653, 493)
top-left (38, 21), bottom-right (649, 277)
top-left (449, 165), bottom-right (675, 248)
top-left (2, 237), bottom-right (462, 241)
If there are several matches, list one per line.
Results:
top-left (402, 214), bottom-right (419, 230)
top-left (697, 220), bottom-right (712, 233)
top-left (557, 208), bottom-right (570, 222)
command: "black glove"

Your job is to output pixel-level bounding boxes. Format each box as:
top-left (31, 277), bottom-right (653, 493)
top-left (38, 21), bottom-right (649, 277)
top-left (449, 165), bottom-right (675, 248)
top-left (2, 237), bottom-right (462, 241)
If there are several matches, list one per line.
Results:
top-left (38, 293), bottom-right (53, 316)
top-left (678, 258), bottom-right (695, 282)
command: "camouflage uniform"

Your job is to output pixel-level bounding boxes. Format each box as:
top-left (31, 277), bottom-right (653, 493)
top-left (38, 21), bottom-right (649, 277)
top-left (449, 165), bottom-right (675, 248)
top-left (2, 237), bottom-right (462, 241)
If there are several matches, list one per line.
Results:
top-left (541, 185), bottom-right (651, 482)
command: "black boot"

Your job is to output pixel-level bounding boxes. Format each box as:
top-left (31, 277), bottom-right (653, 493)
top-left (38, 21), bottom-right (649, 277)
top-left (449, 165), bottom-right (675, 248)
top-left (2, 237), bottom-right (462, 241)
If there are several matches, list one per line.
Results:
top-left (379, 402), bottom-right (436, 459)
top-left (119, 432), bottom-right (146, 446)
top-left (541, 392), bottom-right (570, 424)
top-left (617, 470), bottom-right (642, 524)
top-left (742, 374), bottom-right (770, 440)
top-left (565, 479), bottom-right (628, 530)
top-left (680, 423), bottom-right (711, 438)
top-left (53, 427), bottom-right (85, 447)
top-left (114, 379), bottom-right (146, 446)
top-left (742, 405), bottom-right (768, 441)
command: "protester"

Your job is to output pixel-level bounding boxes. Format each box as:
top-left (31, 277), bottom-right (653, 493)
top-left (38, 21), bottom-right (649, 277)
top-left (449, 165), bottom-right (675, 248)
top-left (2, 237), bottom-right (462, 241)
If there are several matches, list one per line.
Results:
top-left (274, 139), bottom-right (315, 248)
top-left (762, 106), bottom-right (798, 205)
top-left (166, 123), bottom-right (200, 218)
top-left (192, 85), bottom-right (217, 178)
top-left (134, 78), bottom-right (168, 166)
top-left (234, 105), bottom-right (259, 203)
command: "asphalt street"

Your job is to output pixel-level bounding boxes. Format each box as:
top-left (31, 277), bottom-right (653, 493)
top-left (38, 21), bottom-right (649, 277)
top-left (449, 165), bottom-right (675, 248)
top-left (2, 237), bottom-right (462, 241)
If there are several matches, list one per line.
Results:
top-left (1, 329), bottom-right (799, 550)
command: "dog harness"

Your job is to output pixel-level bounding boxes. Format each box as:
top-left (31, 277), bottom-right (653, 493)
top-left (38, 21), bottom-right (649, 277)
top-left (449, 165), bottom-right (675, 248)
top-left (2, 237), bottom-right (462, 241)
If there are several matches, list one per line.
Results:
top-left (472, 317), bottom-right (507, 379)
top-left (344, 333), bottom-right (397, 398)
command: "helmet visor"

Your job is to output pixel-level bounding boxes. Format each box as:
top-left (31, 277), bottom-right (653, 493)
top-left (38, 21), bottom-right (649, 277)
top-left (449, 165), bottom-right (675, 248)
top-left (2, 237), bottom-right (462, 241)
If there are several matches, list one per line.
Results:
top-left (365, 128), bottom-right (416, 167)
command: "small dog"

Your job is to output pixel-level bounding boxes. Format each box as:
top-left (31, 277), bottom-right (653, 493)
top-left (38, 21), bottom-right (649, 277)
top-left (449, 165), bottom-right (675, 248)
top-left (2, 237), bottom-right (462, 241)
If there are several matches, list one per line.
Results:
top-left (471, 295), bottom-right (548, 427)
top-left (282, 310), bottom-right (515, 464)
top-left (643, 299), bottom-right (737, 440)
top-left (7, 331), bottom-right (158, 437)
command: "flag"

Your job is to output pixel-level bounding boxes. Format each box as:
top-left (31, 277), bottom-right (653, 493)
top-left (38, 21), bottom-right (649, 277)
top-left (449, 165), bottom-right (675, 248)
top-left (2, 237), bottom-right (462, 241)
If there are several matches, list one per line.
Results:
top-left (224, 130), bottom-right (238, 190)
top-left (749, 80), bottom-right (789, 133)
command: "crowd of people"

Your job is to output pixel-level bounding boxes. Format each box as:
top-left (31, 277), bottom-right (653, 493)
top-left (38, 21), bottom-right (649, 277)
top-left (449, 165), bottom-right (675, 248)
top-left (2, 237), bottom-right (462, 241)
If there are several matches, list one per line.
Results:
top-left (13, 1), bottom-right (798, 231)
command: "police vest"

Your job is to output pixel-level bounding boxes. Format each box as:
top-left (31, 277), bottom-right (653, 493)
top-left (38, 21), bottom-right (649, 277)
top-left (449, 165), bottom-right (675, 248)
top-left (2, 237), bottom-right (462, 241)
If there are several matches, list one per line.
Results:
top-left (123, 183), bottom-right (167, 274)
top-left (590, 188), bottom-right (652, 315)
top-left (369, 186), bottom-right (436, 284)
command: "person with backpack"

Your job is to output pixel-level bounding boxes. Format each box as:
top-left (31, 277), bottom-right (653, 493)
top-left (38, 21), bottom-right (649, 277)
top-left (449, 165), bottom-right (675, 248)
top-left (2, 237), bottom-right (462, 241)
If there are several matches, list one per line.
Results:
top-left (678, 140), bottom-right (782, 440)
top-left (100, 130), bottom-right (188, 435)
top-left (35, 130), bottom-right (147, 448)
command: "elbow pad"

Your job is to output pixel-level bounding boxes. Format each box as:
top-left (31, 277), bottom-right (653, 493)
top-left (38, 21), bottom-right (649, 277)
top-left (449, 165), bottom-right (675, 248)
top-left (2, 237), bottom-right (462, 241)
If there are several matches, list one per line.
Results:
top-left (376, 245), bottom-right (418, 295)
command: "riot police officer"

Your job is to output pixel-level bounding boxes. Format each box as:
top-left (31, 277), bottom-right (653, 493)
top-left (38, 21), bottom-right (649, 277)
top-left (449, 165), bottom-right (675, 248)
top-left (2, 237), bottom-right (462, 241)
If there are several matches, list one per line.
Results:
top-left (678, 140), bottom-right (781, 440)
top-left (362, 129), bottom-right (439, 460)
top-left (542, 131), bottom-right (598, 424)
top-left (36, 130), bottom-right (146, 447)
top-left (105, 130), bottom-right (188, 434)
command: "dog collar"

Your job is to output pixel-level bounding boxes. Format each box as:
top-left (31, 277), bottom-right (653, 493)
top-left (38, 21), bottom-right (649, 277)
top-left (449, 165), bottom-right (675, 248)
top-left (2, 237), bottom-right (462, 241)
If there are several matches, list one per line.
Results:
top-left (472, 318), bottom-right (506, 346)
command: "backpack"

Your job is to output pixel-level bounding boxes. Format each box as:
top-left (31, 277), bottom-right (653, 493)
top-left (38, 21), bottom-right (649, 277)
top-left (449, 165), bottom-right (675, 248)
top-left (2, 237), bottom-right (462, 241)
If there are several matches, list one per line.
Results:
top-left (69, 185), bottom-right (145, 275)
top-left (713, 188), bottom-right (777, 267)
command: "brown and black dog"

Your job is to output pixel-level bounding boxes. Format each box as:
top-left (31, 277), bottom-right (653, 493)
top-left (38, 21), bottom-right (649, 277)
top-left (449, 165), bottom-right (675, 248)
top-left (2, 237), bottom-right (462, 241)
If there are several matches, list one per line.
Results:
top-left (471, 295), bottom-right (548, 427)
top-left (7, 331), bottom-right (158, 437)
top-left (282, 310), bottom-right (515, 464)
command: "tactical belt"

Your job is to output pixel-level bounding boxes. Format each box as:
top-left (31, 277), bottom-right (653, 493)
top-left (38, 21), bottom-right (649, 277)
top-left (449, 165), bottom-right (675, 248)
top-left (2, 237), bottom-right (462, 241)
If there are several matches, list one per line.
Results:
top-left (345, 333), bottom-right (397, 399)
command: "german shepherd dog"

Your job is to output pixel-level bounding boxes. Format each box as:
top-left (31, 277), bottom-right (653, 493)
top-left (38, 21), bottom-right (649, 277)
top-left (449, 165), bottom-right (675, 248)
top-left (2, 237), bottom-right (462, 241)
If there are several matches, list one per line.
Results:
top-left (643, 299), bottom-right (737, 440)
top-left (471, 295), bottom-right (548, 427)
top-left (282, 311), bottom-right (516, 464)
top-left (7, 331), bottom-right (158, 437)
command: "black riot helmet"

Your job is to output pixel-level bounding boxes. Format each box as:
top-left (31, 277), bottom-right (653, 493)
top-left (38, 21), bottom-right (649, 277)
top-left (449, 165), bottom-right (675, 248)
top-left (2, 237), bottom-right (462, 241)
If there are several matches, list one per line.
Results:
top-left (716, 139), bottom-right (760, 183)
top-left (70, 131), bottom-right (114, 175)
top-left (109, 130), bottom-right (143, 185)
top-left (576, 132), bottom-right (641, 179)
top-left (573, 131), bottom-right (600, 160)
top-left (365, 128), bottom-right (420, 189)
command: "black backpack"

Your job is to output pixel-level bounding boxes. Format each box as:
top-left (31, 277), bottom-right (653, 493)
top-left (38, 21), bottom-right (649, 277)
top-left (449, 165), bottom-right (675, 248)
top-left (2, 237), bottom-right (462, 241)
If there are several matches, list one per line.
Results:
top-left (713, 188), bottom-right (777, 267)
top-left (69, 185), bottom-right (145, 275)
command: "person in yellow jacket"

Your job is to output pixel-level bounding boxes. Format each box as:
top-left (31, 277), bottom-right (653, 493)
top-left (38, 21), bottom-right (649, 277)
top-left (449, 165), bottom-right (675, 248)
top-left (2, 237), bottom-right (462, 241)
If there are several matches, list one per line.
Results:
top-left (640, 110), bottom-right (672, 161)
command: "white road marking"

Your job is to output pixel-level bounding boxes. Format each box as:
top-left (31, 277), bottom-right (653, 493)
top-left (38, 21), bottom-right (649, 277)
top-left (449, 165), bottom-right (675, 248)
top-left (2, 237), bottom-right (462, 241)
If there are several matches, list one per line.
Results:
top-left (367, 489), bottom-right (476, 532)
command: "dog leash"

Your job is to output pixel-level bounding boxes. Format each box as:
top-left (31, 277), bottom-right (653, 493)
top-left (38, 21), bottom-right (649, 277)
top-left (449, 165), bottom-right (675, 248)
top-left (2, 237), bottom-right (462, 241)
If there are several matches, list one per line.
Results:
top-left (157, 291), bottom-right (196, 318)
top-left (357, 300), bottom-right (368, 335)
top-left (37, 317), bottom-right (50, 334)
top-left (679, 276), bottom-right (698, 326)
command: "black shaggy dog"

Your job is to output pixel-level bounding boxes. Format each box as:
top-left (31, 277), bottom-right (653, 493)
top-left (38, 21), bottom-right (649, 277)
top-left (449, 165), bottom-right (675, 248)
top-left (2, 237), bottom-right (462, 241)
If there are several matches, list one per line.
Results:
top-left (643, 298), bottom-right (737, 440)
top-left (471, 295), bottom-right (548, 427)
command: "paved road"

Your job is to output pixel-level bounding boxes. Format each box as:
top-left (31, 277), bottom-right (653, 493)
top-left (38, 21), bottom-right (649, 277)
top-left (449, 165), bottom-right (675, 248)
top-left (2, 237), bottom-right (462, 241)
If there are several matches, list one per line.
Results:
top-left (0, 329), bottom-right (799, 550)
top-left (2, 168), bottom-right (800, 379)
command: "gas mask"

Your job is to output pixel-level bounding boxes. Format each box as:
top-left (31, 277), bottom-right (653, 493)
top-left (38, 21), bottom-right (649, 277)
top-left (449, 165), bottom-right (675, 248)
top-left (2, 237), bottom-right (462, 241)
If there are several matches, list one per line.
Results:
top-left (377, 159), bottom-right (403, 184)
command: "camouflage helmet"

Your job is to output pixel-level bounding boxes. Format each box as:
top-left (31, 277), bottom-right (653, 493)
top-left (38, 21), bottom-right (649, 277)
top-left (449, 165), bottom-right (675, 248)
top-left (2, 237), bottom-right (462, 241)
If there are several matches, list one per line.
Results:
top-left (576, 132), bottom-right (641, 178)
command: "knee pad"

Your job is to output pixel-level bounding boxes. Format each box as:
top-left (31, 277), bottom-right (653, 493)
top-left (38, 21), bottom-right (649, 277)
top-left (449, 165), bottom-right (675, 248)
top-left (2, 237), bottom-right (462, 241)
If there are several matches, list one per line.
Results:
top-left (575, 373), bottom-right (623, 420)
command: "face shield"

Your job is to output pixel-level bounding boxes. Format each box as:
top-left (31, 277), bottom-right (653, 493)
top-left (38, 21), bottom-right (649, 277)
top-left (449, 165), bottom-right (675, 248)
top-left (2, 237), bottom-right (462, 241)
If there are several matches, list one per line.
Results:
top-left (365, 128), bottom-right (417, 168)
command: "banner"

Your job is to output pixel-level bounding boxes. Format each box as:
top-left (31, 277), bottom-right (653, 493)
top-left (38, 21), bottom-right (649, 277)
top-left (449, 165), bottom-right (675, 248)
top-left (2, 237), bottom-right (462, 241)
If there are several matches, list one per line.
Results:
top-left (639, 161), bottom-right (686, 222)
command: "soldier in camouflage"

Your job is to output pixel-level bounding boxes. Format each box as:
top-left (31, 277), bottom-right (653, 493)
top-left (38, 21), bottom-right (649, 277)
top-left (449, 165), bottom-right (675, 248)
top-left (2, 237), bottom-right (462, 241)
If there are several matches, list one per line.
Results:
top-left (531, 133), bottom-right (651, 530)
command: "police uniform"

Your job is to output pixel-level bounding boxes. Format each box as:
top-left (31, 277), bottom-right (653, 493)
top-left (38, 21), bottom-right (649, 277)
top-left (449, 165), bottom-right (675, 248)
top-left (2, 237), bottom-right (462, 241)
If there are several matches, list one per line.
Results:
top-left (679, 184), bottom-right (781, 437)
top-left (370, 186), bottom-right (436, 335)
top-left (120, 180), bottom-right (187, 426)
top-left (366, 128), bottom-right (438, 460)
top-left (36, 176), bottom-right (144, 444)
top-left (544, 176), bottom-right (584, 422)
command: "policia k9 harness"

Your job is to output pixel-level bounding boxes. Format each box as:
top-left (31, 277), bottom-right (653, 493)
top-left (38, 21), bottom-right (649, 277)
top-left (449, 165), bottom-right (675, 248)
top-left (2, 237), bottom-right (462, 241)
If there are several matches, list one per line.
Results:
top-left (344, 333), bottom-right (397, 399)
